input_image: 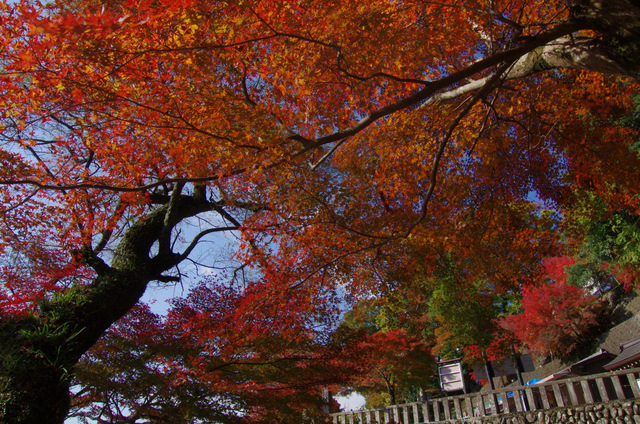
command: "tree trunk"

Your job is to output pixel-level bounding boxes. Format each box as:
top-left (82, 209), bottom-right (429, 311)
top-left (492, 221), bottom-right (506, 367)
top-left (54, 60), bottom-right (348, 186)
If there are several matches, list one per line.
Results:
top-left (0, 317), bottom-right (76, 424)
top-left (0, 190), bottom-right (217, 423)
top-left (0, 271), bottom-right (148, 423)
top-left (1, 348), bottom-right (70, 423)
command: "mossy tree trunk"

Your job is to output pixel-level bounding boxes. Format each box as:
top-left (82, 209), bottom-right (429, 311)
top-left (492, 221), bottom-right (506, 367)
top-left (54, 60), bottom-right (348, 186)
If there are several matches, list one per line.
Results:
top-left (0, 186), bottom-right (234, 423)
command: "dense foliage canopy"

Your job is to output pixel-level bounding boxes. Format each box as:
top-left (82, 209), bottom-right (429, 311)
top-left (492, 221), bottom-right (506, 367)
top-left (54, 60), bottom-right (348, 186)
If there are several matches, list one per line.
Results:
top-left (1, 0), bottom-right (640, 422)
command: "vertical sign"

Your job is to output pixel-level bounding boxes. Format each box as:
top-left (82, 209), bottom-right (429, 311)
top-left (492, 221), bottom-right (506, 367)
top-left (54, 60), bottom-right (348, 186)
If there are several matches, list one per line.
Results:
top-left (438, 361), bottom-right (466, 393)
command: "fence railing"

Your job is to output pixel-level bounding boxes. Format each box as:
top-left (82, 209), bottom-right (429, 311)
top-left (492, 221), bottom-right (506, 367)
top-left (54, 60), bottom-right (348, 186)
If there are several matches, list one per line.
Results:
top-left (331, 367), bottom-right (640, 424)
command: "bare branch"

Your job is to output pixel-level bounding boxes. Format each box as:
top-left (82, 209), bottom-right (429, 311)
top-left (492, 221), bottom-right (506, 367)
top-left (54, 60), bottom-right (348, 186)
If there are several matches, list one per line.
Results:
top-left (173, 226), bottom-right (239, 265)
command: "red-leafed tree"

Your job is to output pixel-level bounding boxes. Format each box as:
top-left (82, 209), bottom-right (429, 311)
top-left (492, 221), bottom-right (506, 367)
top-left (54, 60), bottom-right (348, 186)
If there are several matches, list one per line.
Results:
top-left (70, 281), bottom-right (364, 423)
top-left (1, 0), bottom-right (640, 422)
top-left (500, 257), bottom-right (607, 359)
top-left (342, 329), bottom-right (433, 407)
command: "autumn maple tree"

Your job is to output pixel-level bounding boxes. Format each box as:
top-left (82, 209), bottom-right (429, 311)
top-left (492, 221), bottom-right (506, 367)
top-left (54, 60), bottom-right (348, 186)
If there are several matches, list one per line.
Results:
top-left (339, 300), bottom-right (434, 407)
top-left (500, 257), bottom-right (608, 359)
top-left (1, 0), bottom-right (640, 422)
top-left (69, 282), bottom-right (363, 423)
top-left (342, 329), bottom-right (433, 408)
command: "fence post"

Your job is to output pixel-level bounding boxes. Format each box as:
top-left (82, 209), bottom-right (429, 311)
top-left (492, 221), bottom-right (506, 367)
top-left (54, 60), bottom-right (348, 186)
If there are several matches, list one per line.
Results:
top-left (565, 381), bottom-right (579, 405)
top-left (393, 405), bottom-right (400, 423)
top-left (443, 398), bottom-right (451, 420)
top-left (580, 379), bottom-right (595, 404)
top-left (464, 395), bottom-right (474, 417)
top-left (552, 383), bottom-right (566, 407)
top-left (501, 391), bottom-right (512, 414)
top-left (476, 393), bottom-right (486, 416)
top-left (422, 400), bottom-right (432, 422)
top-left (596, 377), bottom-right (611, 402)
top-left (512, 387), bottom-right (524, 412)
top-left (611, 374), bottom-right (627, 400)
top-left (453, 397), bottom-right (463, 418)
top-left (433, 399), bottom-right (441, 421)
top-left (628, 370), bottom-right (640, 398)
top-left (539, 385), bottom-right (551, 409)
top-left (488, 392), bottom-right (499, 415)
top-left (524, 386), bottom-right (536, 410)
top-left (375, 408), bottom-right (382, 424)
top-left (412, 403), bottom-right (420, 424)
top-left (402, 404), bottom-right (410, 424)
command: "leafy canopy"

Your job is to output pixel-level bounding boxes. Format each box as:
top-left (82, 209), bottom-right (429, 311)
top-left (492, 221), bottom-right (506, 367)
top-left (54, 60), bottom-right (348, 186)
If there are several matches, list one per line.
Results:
top-left (1, 0), bottom-right (640, 421)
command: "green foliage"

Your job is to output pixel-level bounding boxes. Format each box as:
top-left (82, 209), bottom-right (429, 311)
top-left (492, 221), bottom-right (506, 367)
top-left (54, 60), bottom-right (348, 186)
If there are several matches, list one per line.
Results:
top-left (566, 194), bottom-right (640, 291)
top-left (341, 299), bottom-right (383, 335)
top-left (428, 278), bottom-right (497, 352)
top-left (565, 92), bottom-right (640, 286)
top-left (364, 391), bottom-right (390, 409)
top-left (585, 212), bottom-right (640, 264)
top-left (619, 92), bottom-right (640, 153)
top-left (565, 261), bottom-right (616, 292)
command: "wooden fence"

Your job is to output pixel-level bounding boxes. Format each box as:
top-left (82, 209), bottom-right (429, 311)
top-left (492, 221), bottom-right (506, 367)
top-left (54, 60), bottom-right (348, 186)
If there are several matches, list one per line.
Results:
top-left (331, 367), bottom-right (640, 423)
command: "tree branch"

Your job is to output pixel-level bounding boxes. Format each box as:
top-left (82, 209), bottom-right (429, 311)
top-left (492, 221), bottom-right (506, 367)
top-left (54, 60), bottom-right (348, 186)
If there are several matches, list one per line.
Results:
top-left (0, 22), bottom-right (593, 194)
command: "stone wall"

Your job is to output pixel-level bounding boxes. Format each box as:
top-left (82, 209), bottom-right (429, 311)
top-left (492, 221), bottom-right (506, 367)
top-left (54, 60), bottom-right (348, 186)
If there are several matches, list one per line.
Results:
top-left (446, 400), bottom-right (640, 424)
top-left (332, 369), bottom-right (640, 424)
